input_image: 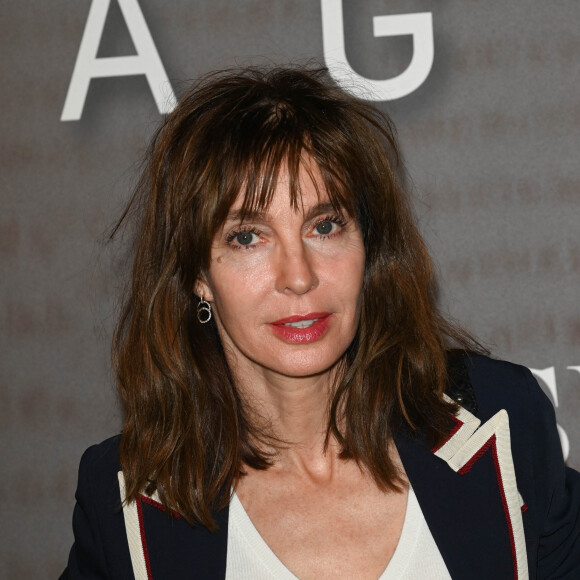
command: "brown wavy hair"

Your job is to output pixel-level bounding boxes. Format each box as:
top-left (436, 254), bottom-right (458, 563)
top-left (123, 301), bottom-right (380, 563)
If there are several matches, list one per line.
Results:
top-left (113, 66), bottom-right (476, 529)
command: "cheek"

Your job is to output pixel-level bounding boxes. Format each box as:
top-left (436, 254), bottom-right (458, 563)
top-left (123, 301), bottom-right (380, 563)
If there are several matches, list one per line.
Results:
top-left (330, 250), bottom-right (365, 296)
top-left (208, 261), bottom-right (272, 319)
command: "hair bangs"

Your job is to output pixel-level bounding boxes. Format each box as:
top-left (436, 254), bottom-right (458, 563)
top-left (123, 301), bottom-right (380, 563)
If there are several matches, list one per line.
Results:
top-left (206, 105), bottom-right (355, 239)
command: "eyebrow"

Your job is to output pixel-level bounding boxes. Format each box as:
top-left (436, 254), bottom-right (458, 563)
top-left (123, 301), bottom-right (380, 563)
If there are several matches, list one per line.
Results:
top-left (225, 202), bottom-right (341, 225)
top-left (303, 202), bottom-right (340, 222)
top-left (224, 208), bottom-right (267, 224)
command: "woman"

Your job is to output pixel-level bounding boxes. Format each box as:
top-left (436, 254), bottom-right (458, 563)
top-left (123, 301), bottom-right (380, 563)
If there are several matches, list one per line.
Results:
top-left (62, 67), bottom-right (579, 579)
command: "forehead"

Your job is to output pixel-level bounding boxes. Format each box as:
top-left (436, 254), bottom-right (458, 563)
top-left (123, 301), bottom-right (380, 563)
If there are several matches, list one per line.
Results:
top-left (228, 160), bottom-right (331, 216)
top-left (210, 152), bottom-right (357, 239)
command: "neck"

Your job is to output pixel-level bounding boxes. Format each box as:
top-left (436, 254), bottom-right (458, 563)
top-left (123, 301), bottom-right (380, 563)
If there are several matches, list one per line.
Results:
top-left (232, 362), bottom-right (343, 472)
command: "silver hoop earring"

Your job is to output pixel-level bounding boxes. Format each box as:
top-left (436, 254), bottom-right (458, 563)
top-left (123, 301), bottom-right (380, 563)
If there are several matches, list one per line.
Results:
top-left (197, 295), bottom-right (212, 324)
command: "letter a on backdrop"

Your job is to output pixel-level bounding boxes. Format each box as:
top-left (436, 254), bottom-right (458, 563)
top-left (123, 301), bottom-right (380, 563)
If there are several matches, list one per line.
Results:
top-left (321, 0), bottom-right (434, 101)
top-left (61, 0), bottom-right (176, 121)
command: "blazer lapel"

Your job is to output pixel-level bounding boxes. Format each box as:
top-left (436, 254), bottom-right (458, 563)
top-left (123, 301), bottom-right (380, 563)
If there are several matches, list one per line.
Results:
top-left (118, 472), bottom-right (229, 580)
top-left (395, 404), bottom-right (528, 580)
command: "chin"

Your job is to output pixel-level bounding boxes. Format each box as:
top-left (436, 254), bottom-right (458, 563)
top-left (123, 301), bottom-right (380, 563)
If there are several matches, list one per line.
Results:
top-left (266, 351), bottom-right (345, 379)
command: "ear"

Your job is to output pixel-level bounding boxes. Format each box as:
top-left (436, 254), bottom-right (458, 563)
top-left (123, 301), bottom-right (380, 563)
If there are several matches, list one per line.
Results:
top-left (194, 276), bottom-right (214, 302)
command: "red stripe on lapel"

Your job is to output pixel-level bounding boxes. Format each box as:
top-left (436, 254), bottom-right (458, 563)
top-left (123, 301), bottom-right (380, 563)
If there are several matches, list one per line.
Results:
top-left (490, 435), bottom-right (519, 580)
top-left (136, 496), bottom-right (154, 580)
top-left (433, 405), bottom-right (528, 579)
top-left (138, 494), bottom-right (182, 518)
top-left (455, 430), bottom-right (519, 577)
top-left (431, 416), bottom-right (463, 453)
top-left (457, 434), bottom-right (493, 475)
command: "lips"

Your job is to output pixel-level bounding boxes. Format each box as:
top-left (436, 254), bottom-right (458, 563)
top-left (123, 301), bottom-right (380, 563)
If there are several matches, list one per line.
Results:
top-left (269, 312), bottom-right (331, 343)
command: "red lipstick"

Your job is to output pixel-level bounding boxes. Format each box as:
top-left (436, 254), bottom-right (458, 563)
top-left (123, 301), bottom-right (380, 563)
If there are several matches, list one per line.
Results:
top-left (269, 312), bottom-right (331, 343)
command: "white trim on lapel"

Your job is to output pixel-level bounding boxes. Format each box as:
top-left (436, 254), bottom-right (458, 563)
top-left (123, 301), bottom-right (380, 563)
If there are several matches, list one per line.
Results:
top-left (118, 471), bottom-right (155, 580)
top-left (433, 401), bottom-right (528, 580)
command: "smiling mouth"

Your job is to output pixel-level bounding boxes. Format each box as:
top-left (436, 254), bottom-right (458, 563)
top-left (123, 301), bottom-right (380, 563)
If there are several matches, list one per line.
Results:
top-left (272, 312), bottom-right (331, 327)
top-left (270, 313), bottom-right (331, 343)
top-left (283, 319), bottom-right (318, 329)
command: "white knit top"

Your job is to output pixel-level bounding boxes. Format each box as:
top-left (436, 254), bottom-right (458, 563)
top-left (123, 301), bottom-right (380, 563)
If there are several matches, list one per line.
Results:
top-left (225, 485), bottom-right (451, 579)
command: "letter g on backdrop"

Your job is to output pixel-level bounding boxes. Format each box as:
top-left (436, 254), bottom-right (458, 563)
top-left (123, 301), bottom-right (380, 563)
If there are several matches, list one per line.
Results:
top-left (321, 0), bottom-right (434, 101)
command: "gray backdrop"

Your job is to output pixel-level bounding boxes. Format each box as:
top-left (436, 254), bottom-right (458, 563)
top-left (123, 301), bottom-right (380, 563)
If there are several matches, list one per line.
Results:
top-left (1, 1), bottom-right (579, 577)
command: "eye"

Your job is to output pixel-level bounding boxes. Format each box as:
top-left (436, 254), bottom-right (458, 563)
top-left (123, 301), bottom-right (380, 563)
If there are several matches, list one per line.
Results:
top-left (235, 231), bottom-right (257, 246)
top-left (314, 220), bottom-right (335, 235)
top-left (225, 227), bottom-right (262, 249)
top-left (312, 215), bottom-right (346, 237)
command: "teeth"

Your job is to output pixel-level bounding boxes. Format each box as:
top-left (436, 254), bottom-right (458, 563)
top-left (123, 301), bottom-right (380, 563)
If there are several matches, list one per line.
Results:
top-left (284, 319), bottom-right (317, 329)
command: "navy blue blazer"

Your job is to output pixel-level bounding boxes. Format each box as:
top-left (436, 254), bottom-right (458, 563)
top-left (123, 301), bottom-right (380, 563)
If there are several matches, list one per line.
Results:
top-left (61, 356), bottom-right (580, 579)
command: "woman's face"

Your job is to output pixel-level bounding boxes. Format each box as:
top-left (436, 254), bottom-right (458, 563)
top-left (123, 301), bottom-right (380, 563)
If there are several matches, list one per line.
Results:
top-left (197, 161), bottom-right (365, 385)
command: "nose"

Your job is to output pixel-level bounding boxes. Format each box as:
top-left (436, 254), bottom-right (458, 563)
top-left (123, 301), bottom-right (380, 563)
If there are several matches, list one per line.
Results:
top-left (275, 242), bottom-right (318, 295)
